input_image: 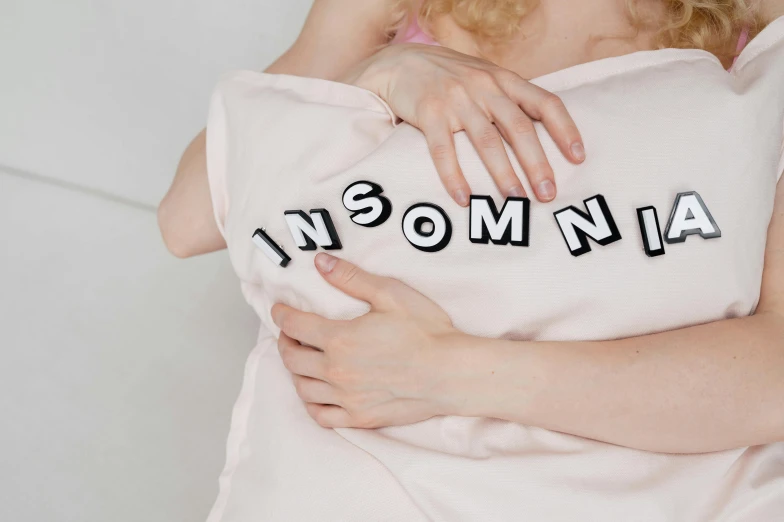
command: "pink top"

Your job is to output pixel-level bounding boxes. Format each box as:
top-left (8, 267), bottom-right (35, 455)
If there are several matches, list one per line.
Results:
top-left (389, 16), bottom-right (439, 46)
top-left (733, 26), bottom-right (751, 68)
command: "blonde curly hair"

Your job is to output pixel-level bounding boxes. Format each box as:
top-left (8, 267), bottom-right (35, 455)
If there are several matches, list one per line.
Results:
top-left (387, 0), bottom-right (765, 64)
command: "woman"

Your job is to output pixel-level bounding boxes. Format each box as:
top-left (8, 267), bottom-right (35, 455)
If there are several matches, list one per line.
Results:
top-left (159, 1), bottom-right (784, 520)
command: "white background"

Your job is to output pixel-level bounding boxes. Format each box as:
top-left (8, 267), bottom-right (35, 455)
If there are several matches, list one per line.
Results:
top-left (0, 1), bottom-right (313, 520)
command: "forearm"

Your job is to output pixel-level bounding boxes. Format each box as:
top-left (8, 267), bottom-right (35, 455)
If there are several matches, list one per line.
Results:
top-left (158, 128), bottom-right (225, 257)
top-left (158, 48), bottom-right (309, 258)
top-left (437, 310), bottom-right (784, 453)
top-left (159, 0), bottom-right (391, 257)
top-left (158, 48), bottom-right (318, 258)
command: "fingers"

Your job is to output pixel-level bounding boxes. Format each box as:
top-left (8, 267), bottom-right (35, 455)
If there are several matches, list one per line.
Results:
top-left (496, 71), bottom-right (585, 165)
top-left (271, 303), bottom-right (340, 349)
top-left (407, 63), bottom-right (583, 205)
top-left (290, 373), bottom-right (341, 405)
top-left (277, 331), bottom-right (328, 380)
top-left (488, 95), bottom-right (556, 202)
top-left (304, 403), bottom-right (353, 429)
top-left (314, 253), bottom-right (396, 310)
top-left (456, 100), bottom-right (527, 200)
top-left (421, 120), bottom-right (471, 207)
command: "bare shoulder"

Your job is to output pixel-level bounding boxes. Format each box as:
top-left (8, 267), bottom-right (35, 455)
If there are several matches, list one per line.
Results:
top-left (759, 0), bottom-right (784, 23)
top-left (298, 0), bottom-right (395, 41)
top-left (273, 0), bottom-right (399, 80)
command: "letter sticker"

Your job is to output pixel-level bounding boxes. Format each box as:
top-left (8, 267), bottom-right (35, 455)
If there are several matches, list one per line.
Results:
top-left (553, 194), bottom-right (622, 256)
top-left (252, 228), bottom-right (291, 267)
top-left (284, 209), bottom-right (343, 251)
top-left (469, 195), bottom-right (530, 246)
top-left (401, 203), bottom-right (452, 253)
top-left (342, 180), bottom-right (393, 228)
top-left (636, 206), bottom-right (665, 257)
top-left (663, 191), bottom-right (721, 243)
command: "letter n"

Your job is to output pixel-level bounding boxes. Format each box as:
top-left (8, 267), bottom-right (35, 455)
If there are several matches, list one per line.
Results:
top-left (553, 194), bottom-right (622, 256)
top-left (284, 209), bottom-right (342, 251)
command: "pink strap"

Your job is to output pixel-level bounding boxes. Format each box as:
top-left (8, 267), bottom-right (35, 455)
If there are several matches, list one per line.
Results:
top-left (731, 26), bottom-right (751, 69)
top-left (390, 16), bottom-right (440, 46)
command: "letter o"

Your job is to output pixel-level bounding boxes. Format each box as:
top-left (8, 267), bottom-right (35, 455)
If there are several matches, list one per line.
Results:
top-left (401, 203), bottom-right (452, 253)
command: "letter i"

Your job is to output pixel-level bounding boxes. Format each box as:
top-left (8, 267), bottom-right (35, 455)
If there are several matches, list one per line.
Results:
top-left (636, 206), bottom-right (665, 257)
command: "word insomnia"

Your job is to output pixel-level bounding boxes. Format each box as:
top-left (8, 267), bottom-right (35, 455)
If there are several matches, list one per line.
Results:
top-left (252, 180), bottom-right (721, 267)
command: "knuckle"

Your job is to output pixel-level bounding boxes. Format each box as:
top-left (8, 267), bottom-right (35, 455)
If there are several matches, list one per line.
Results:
top-left (340, 392), bottom-right (363, 413)
top-left (439, 173), bottom-right (462, 191)
top-left (313, 408), bottom-right (331, 427)
top-left (540, 93), bottom-right (566, 113)
top-left (325, 332), bottom-right (348, 352)
top-left (325, 332), bottom-right (348, 355)
top-left (323, 359), bottom-right (339, 381)
top-left (493, 68), bottom-right (522, 89)
top-left (324, 361), bottom-right (351, 385)
top-left (352, 412), bottom-right (376, 429)
top-left (358, 413), bottom-right (381, 429)
top-left (429, 142), bottom-right (452, 161)
top-left (477, 126), bottom-right (501, 149)
top-left (497, 175), bottom-right (519, 191)
top-left (375, 281), bottom-right (401, 308)
top-left (444, 81), bottom-right (468, 101)
top-left (510, 115), bottom-right (536, 136)
top-left (466, 68), bottom-right (496, 86)
top-left (339, 265), bottom-right (360, 287)
top-left (526, 161), bottom-right (555, 180)
top-left (418, 96), bottom-right (444, 122)
top-left (279, 347), bottom-right (294, 370)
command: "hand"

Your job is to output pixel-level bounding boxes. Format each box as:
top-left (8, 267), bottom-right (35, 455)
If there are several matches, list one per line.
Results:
top-left (339, 43), bottom-right (586, 206)
top-left (270, 252), bottom-right (461, 429)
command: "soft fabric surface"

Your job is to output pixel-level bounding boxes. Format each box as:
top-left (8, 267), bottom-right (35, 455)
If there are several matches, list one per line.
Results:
top-left (205, 15), bottom-right (784, 522)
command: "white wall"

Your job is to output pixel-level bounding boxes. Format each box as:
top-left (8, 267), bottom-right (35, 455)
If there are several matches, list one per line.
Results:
top-left (0, 0), bottom-right (312, 206)
top-left (0, 1), bottom-right (313, 521)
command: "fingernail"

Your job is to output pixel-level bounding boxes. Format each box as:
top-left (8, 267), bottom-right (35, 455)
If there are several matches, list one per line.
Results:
top-left (571, 142), bottom-right (585, 162)
top-left (454, 189), bottom-right (469, 207)
top-left (508, 186), bottom-right (524, 198)
top-left (315, 252), bottom-right (338, 273)
top-left (537, 179), bottom-right (556, 201)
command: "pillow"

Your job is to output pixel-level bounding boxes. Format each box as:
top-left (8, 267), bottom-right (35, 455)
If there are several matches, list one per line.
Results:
top-left (206, 16), bottom-right (784, 522)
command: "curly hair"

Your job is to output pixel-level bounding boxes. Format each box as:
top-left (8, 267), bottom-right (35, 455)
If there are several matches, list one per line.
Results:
top-left (387, 0), bottom-right (765, 64)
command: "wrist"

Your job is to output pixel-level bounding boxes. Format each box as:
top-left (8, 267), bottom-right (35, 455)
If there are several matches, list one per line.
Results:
top-left (336, 53), bottom-right (382, 92)
top-left (428, 331), bottom-right (542, 421)
top-left (336, 46), bottom-right (400, 100)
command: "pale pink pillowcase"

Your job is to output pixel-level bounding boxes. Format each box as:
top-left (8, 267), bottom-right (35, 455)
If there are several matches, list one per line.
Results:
top-left (204, 16), bottom-right (784, 522)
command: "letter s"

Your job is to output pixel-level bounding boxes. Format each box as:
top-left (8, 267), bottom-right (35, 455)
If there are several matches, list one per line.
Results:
top-left (342, 181), bottom-right (393, 228)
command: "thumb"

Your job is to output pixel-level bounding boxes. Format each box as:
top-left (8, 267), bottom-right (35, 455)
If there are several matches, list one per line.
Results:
top-left (314, 252), bottom-right (391, 308)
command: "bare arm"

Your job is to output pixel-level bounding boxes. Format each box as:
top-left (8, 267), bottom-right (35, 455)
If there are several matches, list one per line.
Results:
top-left (262, 5), bottom-right (784, 448)
top-left (269, 176), bottom-right (784, 452)
top-left (157, 0), bottom-right (391, 258)
top-left (436, 177), bottom-right (784, 453)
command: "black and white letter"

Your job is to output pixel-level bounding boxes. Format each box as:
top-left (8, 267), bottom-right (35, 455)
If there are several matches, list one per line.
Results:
top-left (469, 195), bottom-right (530, 246)
top-left (251, 228), bottom-right (291, 267)
top-left (663, 191), bottom-right (721, 243)
top-left (342, 180), bottom-right (392, 227)
top-left (553, 194), bottom-right (622, 256)
top-left (401, 203), bottom-right (452, 253)
top-left (636, 206), bottom-right (665, 257)
top-left (284, 209), bottom-right (342, 251)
